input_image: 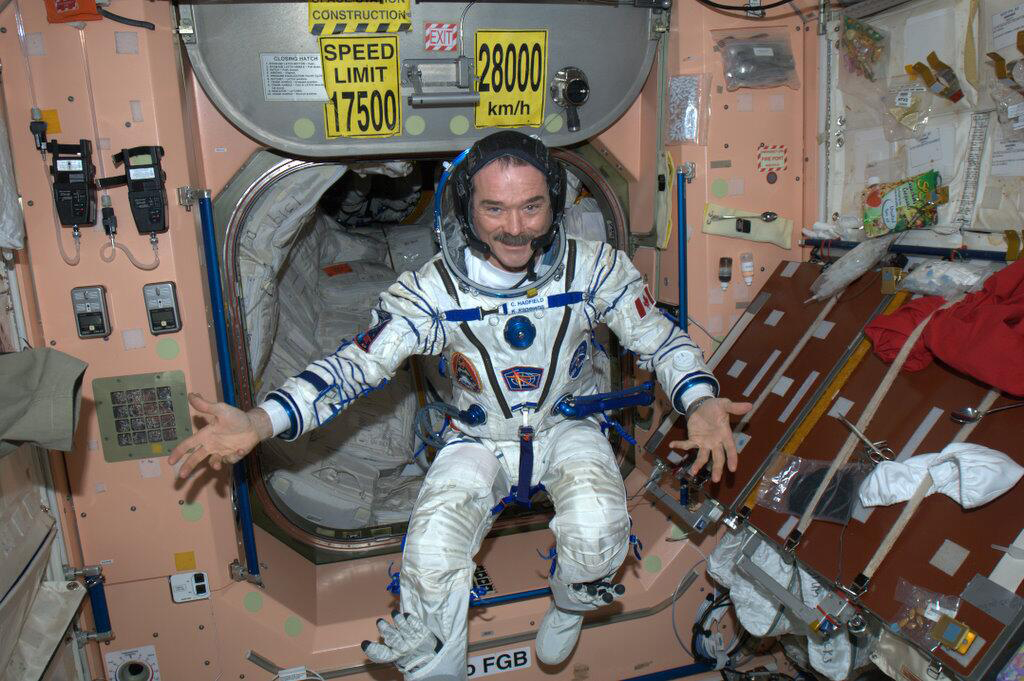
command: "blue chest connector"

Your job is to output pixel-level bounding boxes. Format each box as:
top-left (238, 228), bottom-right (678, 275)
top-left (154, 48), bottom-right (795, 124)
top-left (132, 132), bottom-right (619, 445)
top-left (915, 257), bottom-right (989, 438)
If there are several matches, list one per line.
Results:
top-left (553, 381), bottom-right (655, 419)
top-left (504, 315), bottom-right (536, 349)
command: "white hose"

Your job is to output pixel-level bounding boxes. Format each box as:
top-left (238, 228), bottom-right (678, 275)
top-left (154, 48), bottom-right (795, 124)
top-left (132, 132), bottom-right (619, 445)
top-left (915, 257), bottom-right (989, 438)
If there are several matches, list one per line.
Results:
top-left (56, 222), bottom-right (81, 266)
top-left (100, 236), bottom-right (159, 270)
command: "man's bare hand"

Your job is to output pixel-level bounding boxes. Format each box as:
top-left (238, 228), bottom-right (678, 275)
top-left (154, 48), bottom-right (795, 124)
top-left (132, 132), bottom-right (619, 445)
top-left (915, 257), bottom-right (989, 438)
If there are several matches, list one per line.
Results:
top-left (668, 398), bottom-right (753, 483)
top-left (168, 394), bottom-right (271, 479)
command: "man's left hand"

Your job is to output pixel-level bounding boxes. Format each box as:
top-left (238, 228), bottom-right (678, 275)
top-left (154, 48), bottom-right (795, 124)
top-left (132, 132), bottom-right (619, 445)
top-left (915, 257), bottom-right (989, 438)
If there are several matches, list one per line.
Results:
top-left (669, 398), bottom-right (752, 483)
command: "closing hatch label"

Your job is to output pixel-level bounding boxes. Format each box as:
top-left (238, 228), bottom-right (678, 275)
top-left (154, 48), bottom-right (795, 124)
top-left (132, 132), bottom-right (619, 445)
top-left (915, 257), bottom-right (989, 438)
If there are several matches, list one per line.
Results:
top-left (319, 36), bottom-right (401, 139)
top-left (474, 30), bottom-right (546, 128)
top-left (308, 0), bottom-right (411, 35)
top-left (261, 54), bottom-right (328, 102)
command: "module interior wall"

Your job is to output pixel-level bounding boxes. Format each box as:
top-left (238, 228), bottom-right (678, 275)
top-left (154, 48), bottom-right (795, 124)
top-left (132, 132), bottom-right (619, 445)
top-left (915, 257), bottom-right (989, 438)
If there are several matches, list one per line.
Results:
top-left (596, 3), bottom-right (820, 448)
top-left (0, 3), bottom-right (241, 676)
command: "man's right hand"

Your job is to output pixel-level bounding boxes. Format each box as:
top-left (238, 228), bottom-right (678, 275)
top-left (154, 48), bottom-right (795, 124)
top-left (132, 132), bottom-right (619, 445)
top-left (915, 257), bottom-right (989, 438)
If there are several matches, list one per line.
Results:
top-left (168, 393), bottom-right (272, 479)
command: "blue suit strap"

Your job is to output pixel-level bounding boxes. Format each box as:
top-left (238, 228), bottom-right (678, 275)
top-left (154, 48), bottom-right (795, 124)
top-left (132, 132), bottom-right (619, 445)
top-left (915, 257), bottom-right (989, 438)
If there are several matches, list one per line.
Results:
top-left (443, 291), bottom-right (584, 323)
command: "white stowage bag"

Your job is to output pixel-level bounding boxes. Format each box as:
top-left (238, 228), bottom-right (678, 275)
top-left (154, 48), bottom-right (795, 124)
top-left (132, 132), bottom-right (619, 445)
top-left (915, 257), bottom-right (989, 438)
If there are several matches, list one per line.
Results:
top-left (382, 222), bottom-right (438, 273)
top-left (319, 213), bottom-right (389, 265)
top-left (859, 442), bottom-right (1024, 509)
top-left (563, 197), bottom-right (608, 243)
top-left (0, 109), bottom-right (23, 251)
top-left (708, 531), bottom-right (798, 637)
top-left (709, 531), bottom-right (870, 681)
top-left (239, 165), bottom-right (347, 378)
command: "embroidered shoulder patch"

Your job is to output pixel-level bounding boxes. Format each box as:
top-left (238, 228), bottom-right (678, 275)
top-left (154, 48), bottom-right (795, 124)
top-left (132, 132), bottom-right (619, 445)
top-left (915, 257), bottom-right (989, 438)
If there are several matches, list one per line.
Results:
top-left (501, 366), bottom-right (544, 391)
top-left (355, 311), bottom-right (392, 352)
top-left (568, 341), bottom-right (588, 379)
top-left (633, 284), bottom-right (656, 319)
top-left (451, 352), bottom-right (482, 393)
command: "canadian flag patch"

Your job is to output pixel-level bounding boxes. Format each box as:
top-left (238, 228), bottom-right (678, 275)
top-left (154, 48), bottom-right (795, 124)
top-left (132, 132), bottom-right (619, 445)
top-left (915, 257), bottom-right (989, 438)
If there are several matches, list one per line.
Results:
top-left (634, 285), bottom-right (656, 319)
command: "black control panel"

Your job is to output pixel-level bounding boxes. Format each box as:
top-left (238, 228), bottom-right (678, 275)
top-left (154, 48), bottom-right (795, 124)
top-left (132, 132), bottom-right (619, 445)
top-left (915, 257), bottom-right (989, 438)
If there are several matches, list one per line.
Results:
top-left (47, 139), bottom-right (97, 227)
top-left (113, 146), bottom-right (168, 234)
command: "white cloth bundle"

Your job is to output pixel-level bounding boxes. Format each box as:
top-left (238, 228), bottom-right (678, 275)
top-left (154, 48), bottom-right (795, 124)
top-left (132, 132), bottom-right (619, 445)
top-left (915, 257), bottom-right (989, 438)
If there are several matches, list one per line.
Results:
top-left (859, 443), bottom-right (1023, 509)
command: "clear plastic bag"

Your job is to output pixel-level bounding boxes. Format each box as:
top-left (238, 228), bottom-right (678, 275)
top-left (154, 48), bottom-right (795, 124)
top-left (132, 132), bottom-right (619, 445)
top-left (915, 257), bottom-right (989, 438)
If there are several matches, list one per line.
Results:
top-left (899, 260), bottom-right (1001, 298)
top-left (808, 233), bottom-right (898, 301)
top-left (666, 73), bottom-right (710, 146)
top-left (890, 578), bottom-right (960, 651)
top-left (838, 16), bottom-right (888, 95)
top-left (757, 456), bottom-right (871, 525)
top-left (712, 28), bottom-right (799, 91)
top-left (882, 78), bottom-right (934, 141)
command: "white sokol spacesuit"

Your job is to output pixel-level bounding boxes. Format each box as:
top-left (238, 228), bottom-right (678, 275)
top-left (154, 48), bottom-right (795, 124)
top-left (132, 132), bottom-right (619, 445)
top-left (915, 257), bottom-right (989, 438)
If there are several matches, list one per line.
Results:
top-left (257, 132), bottom-right (719, 680)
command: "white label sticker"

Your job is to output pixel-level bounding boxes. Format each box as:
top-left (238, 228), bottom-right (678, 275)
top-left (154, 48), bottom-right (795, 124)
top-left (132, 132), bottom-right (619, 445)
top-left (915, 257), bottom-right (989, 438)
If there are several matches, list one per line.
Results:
top-left (467, 646), bottom-right (532, 677)
top-left (895, 90), bottom-right (913, 108)
top-left (764, 309), bottom-right (785, 327)
top-left (56, 159), bottom-right (83, 171)
top-left (752, 46), bottom-right (774, 57)
top-left (906, 125), bottom-right (955, 176)
top-left (780, 261), bottom-right (800, 278)
top-left (1014, 117), bottom-right (1024, 131)
top-left (992, 139), bottom-right (1024, 177)
top-left (504, 298), bottom-right (547, 315)
top-left (993, 3), bottom-right (1024, 52)
top-left (260, 53), bottom-right (328, 102)
top-left (812, 319), bottom-right (835, 339)
top-left (129, 167), bottom-right (156, 180)
top-left (1008, 101), bottom-right (1024, 119)
top-left (726, 359), bottom-right (747, 378)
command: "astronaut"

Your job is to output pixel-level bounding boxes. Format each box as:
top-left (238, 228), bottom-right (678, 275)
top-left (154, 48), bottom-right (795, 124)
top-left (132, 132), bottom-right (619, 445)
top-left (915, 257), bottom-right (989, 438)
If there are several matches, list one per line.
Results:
top-left (169, 131), bottom-right (751, 680)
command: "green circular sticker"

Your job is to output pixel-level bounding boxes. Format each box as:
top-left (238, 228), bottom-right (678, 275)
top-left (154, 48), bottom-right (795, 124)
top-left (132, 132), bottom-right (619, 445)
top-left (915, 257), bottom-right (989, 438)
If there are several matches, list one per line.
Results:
top-left (711, 179), bottom-right (729, 198)
top-left (156, 338), bottom-right (179, 360)
top-left (544, 114), bottom-right (564, 133)
top-left (244, 592), bottom-right (263, 613)
top-left (284, 616), bottom-right (303, 637)
top-left (405, 115), bottom-right (426, 136)
top-left (293, 118), bottom-right (316, 139)
top-left (449, 115), bottom-right (470, 136)
top-left (643, 555), bottom-right (662, 574)
top-left (181, 502), bottom-right (203, 522)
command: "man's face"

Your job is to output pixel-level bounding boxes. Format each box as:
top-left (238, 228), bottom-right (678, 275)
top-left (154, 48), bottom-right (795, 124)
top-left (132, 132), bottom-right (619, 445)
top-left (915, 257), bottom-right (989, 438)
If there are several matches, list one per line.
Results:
top-left (470, 160), bottom-right (552, 272)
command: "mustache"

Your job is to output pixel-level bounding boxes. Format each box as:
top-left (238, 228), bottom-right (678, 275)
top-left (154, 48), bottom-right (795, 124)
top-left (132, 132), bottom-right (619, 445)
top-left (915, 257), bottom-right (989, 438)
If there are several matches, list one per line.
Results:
top-left (493, 232), bottom-right (537, 246)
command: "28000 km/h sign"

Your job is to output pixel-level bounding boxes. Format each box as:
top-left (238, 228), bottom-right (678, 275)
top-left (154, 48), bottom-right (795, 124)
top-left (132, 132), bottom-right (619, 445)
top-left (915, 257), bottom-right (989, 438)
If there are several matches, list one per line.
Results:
top-left (319, 35), bottom-right (401, 138)
top-left (474, 30), bottom-right (547, 128)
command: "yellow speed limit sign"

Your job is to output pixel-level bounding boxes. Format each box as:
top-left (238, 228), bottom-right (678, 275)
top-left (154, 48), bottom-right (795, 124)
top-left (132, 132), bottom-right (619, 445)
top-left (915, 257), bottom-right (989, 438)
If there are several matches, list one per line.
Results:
top-left (319, 35), bottom-right (402, 138)
top-left (474, 30), bottom-right (546, 128)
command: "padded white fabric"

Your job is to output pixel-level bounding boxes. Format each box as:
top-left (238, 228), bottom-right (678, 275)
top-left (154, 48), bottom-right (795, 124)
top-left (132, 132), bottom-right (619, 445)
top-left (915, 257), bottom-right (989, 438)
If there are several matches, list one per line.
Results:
top-left (859, 443), bottom-right (1024, 509)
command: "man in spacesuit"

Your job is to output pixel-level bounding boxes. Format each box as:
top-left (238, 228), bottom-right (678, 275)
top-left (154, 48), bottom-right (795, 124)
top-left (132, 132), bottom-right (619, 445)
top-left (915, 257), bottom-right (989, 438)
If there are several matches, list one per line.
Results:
top-left (170, 131), bottom-right (750, 680)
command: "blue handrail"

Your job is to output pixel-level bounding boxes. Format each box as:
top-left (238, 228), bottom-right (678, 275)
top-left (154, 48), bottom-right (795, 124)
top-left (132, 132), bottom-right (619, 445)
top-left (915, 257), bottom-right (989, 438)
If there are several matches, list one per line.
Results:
top-left (198, 194), bottom-right (260, 580)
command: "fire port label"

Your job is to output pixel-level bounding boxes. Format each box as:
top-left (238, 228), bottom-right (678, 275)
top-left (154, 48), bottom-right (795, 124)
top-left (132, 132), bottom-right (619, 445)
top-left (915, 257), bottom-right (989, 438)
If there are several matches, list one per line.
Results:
top-left (319, 35), bottom-right (402, 138)
top-left (474, 30), bottom-right (546, 128)
top-left (466, 646), bottom-right (532, 677)
top-left (757, 143), bottom-right (787, 172)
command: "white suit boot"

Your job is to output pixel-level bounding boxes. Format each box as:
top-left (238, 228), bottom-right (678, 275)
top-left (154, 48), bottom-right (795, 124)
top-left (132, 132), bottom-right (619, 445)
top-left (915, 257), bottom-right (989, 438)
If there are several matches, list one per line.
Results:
top-left (535, 423), bottom-right (631, 665)
top-left (535, 603), bottom-right (583, 665)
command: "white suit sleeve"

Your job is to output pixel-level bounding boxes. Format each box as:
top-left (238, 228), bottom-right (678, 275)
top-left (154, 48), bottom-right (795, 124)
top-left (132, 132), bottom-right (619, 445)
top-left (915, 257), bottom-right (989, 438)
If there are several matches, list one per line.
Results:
top-left (585, 242), bottom-right (718, 414)
top-left (258, 268), bottom-right (447, 441)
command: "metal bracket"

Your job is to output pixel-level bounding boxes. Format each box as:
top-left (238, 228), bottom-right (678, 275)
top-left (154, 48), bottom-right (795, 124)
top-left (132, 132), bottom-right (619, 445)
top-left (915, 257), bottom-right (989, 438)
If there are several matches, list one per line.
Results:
top-left (63, 564), bottom-right (103, 580)
top-left (174, 5), bottom-right (196, 44)
top-left (635, 0), bottom-right (672, 9)
top-left (680, 161), bottom-right (696, 184)
top-left (177, 186), bottom-right (208, 212)
top-left (230, 559), bottom-right (264, 586)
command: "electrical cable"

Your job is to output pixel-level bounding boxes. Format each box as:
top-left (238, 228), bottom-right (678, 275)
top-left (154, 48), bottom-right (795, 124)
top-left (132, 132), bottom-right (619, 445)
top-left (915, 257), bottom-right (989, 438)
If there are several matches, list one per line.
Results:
top-left (695, 0), bottom-right (795, 11)
top-left (98, 7), bottom-right (156, 30)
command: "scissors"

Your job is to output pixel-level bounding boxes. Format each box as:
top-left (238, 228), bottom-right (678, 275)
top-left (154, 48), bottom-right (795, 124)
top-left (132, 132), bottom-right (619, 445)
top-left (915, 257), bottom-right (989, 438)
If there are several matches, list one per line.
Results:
top-left (833, 414), bottom-right (894, 463)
